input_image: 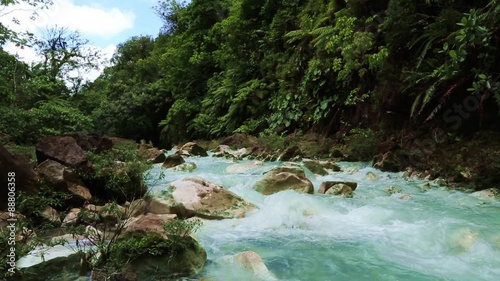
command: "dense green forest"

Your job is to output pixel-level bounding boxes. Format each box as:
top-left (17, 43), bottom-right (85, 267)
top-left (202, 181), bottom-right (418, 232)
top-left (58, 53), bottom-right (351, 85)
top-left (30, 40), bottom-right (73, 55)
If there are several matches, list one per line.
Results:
top-left (1, 0), bottom-right (499, 147)
top-left (1, 1), bottom-right (500, 279)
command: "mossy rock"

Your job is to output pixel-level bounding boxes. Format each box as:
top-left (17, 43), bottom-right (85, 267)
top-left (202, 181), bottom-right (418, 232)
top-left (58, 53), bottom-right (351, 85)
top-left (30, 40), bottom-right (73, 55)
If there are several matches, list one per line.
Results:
top-left (253, 166), bottom-right (313, 195)
top-left (114, 231), bottom-right (206, 280)
top-left (19, 253), bottom-right (87, 281)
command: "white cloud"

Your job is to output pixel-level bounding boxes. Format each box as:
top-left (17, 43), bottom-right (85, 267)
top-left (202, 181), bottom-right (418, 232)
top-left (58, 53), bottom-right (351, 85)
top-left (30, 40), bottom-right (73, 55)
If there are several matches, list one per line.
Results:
top-left (4, 42), bottom-right (117, 83)
top-left (3, 43), bottom-right (42, 63)
top-left (1, 0), bottom-right (127, 82)
top-left (0, 0), bottom-right (135, 37)
top-left (84, 44), bottom-right (117, 81)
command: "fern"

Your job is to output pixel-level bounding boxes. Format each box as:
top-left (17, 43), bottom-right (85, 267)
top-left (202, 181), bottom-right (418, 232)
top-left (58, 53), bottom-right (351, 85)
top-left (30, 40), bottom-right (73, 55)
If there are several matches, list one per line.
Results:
top-left (494, 91), bottom-right (500, 112)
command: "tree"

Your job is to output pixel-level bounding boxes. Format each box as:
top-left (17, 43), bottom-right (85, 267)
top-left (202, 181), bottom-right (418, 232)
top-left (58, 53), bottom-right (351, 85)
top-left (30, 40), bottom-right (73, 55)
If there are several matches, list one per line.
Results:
top-left (31, 26), bottom-right (101, 95)
top-left (0, 0), bottom-right (54, 44)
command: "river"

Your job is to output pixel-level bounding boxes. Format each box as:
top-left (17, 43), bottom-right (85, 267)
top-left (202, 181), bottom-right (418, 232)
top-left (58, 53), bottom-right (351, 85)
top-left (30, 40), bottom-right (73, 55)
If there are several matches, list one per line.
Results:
top-left (18, 153), bottom-right (500, 280)
top-left (145, 154), bottom-right (500, 281)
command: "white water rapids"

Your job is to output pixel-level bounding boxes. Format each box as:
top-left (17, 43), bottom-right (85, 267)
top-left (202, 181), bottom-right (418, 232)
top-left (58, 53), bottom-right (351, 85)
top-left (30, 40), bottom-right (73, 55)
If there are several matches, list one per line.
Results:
top-left (146, 155), bottom-right (500, 281)
top-left (18, 153), bottom-right (500, 280)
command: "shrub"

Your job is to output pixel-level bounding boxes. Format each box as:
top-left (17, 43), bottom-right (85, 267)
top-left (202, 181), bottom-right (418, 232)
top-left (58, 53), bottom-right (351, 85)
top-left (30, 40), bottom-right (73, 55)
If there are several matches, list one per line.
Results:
top-left (343, 128), bottom-right (382, 160)
top-left (17, 181), bottom-right (71, 225)
top-left (80, 141), bottom-right (151, 203)
top-left (3, 144), bottom-right (36, 166)
top-left (258, 130), bottom-right (286, 151)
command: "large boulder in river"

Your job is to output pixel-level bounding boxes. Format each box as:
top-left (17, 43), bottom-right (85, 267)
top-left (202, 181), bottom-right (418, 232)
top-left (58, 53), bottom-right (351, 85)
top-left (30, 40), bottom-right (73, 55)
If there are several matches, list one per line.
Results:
top-left (0, 145), bottom-right (39, 211)
top-left (159, 177), bottom-right (255, 219)
top-left (118, 230), bottom-right (206, 280)
top-left (36, 136), bottom-right (89, 167)
top-left (162, 154), bottom-right (185, 169)
top-left (180, 142), bottom-right (208, 157)
top-left (36, 159), bottom-right (92, 205)
top-left (253, 166), bottom-right (314, 195)
top-left (272, 165), bottom-right (306, 177)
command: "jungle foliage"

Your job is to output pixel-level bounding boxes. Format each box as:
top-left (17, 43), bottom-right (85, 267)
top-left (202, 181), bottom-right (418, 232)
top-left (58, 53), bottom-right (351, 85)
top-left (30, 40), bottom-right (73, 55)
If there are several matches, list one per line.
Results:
top-left (1, 0), bottom-right (499, 146)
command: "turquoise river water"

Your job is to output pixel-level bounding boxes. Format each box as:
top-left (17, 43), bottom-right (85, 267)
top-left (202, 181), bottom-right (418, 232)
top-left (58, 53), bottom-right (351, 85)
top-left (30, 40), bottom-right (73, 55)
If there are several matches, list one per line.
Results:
top-left (146, 154), bottom-right (500, 281)
top-left (18, 153), bottom-right (500, 280)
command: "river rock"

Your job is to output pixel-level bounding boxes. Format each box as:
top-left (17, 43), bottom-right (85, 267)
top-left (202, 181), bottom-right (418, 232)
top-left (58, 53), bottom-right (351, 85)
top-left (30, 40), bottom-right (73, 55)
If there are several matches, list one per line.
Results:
top-left (36, 159), bottom-right (92, 204)
top-left (233, 251), bottom-right (278, 280)
top-left (253, 166), bottom-right (313, 195)
top-left (321, 161), bottom-right (342, 172)
top-left (138, 145), bottom-right (166, 164)
top-left (171, 162), bottom-right (197, 172)
top-left (125, 230), bottom-right (206, 280)
top-left (162, 154), bottom-right (185, 169)
top-left (69, 133), bottom-right (113, 153)
top-left (385, 186), bottom-right (402, 194)
top-left (471, 188), bottom-right (499, 199)
top-left (278, 145), bottom-right (301, 161)
top-left (326, 184), bottom-right (356, 197)
top-left (399, 194), bottom-right (412, 200)
top-left (128, 199), bottom-right (148, 217)
top-left (155, 178), bottom-right (255, 219)
top-left (273, 164), bottom-right (306, 177)
top-left (143, 198), bottom-right (170, 215)
top-left (213, 145), bottom-right (248, 159)
top-left (100, 203), bottom-right (127, 225)
top-left (302, 159), bottom-right (329, 176)
top-left (62, 208), bottom-right (81, 227)
top-left (1, 212), bottom-right (26, 231)
top-left (372, 151), bottom-right (401, 172)
top-left (434, 178), bottom-right (448, 187)
top-left (35, 136), bottom-right (89, 167)
top-left (420, 183), bottom-right (431, 191)
top-left (40, 205), bottom-right (61, 226)
top-left (91, 265), bottom-right (137, 281)
top-left (364, 171), bottom-right (378, 181)
top-left (212, 145), bottom-right (230, 157)
top-left (19, 253), bottom-right (84, 281)
top-left (180, 142), bottom-right (208, 157)
top-left (226, 161), bottom-right (262, 174)
top-left (344, 166), bottom-right (359, 174)
top-left (124, 213), bottom-right (177, 237)
top-left (318, 181), bottom-right (357, 194)
top-left (453, 228), bottom-right (477, 251)
top-left (0, 145), bottom-right (39, 211)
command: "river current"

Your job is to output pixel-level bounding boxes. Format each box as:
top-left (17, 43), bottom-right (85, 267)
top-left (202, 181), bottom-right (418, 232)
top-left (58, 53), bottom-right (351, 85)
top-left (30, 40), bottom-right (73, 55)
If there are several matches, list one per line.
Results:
top-left (146, 154), bottom-right (500, 281)
top-left (17, 153), bottom-right (500, 280)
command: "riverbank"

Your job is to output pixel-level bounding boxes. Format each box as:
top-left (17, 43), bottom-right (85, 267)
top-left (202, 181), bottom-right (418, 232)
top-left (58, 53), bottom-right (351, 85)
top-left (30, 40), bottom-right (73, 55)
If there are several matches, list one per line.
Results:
top-left (195, 129), bottom-right (500, 193)
top-left (2, 133), bottom-right (499, 280)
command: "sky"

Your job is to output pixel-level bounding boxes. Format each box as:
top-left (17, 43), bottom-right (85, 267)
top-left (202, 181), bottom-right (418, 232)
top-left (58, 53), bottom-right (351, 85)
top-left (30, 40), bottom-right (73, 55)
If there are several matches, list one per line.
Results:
top-left (0, 0), bottom-right (165, 80)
